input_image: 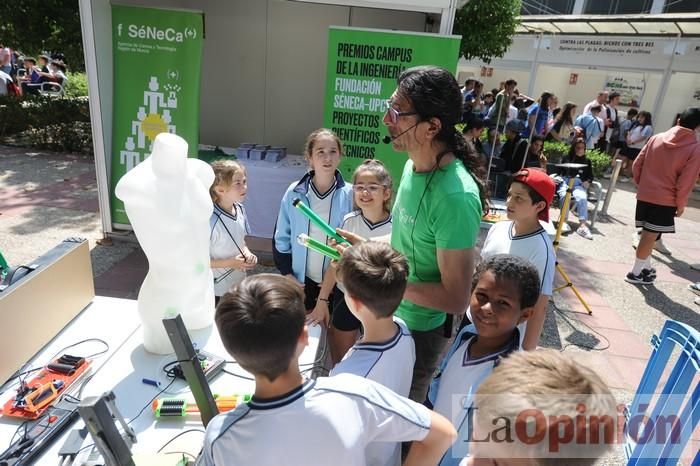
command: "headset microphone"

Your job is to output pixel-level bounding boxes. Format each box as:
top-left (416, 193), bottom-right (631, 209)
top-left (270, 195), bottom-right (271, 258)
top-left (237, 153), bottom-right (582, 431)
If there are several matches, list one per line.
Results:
top-left (382, 122), bottom-right (420, 144)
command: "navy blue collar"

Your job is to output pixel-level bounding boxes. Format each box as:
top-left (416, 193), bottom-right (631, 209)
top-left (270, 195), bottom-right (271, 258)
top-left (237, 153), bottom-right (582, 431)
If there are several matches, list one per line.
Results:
top-left (248, 379), bottom-right (316, 410)
top-left (293, 170), bottom-right (346, 195)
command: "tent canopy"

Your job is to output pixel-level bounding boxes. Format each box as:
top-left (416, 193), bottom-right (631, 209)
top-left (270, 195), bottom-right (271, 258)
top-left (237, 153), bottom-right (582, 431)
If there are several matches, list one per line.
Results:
top-left (517, 13), bottom-right (700, 36)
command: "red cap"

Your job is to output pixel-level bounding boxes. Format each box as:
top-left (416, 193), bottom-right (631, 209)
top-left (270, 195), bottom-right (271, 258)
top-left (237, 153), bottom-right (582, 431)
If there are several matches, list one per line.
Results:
top-left (512, 168), bottom-right (555, 222)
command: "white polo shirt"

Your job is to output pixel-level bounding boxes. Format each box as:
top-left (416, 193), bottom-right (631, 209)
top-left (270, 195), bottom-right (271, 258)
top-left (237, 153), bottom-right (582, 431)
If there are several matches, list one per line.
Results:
top-left (210, 202), bottom-right (250, 297)
top-left (330, 317), bottom-right (415, 466)
top-left (480, 221), bottom-right (555, 297)
top-left (339, 210), bottom-right (393, 240)
top-left (196, 374), bottom-right (432, 466)
top-left (336, 210), bottom-right (392, 294)
top-left (431, 330), bottom-right (520, 466)
top-left (469, 220), bottom-right (555, 341)
top-left (305, 180), bottom-right (337, 283)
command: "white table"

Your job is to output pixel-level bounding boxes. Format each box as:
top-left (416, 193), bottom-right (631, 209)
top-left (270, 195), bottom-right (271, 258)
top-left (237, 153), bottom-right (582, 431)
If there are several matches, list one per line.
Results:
top-left (239, 155), bottom-right (308, 239)
top-left (0, 296), bottom-right (322, 463)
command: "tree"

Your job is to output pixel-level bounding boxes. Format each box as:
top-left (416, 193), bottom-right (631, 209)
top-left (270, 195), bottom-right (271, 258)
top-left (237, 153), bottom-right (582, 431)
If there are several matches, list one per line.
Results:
top-left (453, 0), bottom-right (521, 64)
top-left (0, 0), bottom-right (84, 71)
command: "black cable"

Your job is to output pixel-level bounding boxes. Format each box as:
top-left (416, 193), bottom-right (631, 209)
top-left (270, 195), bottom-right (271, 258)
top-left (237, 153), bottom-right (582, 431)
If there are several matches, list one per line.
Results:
top-left (550, 296), bottom-right (611, 352)
top-left (221, 368), bottom-right (254, 381)
top-left (156, 428), bottom-right (205, 453)
top-left (0, 338), bottom-right (110, 396)
top-left (127, 378), bottom-right (176, 426)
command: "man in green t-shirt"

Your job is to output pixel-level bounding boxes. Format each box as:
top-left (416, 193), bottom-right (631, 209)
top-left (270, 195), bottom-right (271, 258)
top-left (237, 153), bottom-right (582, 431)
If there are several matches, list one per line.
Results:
top-left (384, 66), bottom-right (486, 403)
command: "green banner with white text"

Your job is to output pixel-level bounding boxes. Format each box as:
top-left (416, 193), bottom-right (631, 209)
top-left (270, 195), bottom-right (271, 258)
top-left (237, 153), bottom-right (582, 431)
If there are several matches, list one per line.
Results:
top-left (324, 27), bottom-right (461, 185)
top-left (110, 5), bottom-right (203, 225)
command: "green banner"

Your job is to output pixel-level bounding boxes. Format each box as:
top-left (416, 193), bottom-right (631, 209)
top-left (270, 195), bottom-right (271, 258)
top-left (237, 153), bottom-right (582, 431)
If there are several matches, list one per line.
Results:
top-left (110, 5), bottom-right (203, 225)
top-left (323, 27), bottom-right (461, 185)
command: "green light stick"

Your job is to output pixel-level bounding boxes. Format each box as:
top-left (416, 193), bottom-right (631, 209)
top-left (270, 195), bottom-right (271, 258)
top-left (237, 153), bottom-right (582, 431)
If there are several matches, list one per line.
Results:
top-left (292, 198), bottom-right (350, 245)
top-left (297, 234), bottom-right (342, 261)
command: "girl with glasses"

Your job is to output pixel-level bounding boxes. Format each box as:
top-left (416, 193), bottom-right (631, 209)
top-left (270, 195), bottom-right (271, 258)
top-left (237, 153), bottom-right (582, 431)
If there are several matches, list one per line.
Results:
top-left (319, 159), bottom-right (394, 363)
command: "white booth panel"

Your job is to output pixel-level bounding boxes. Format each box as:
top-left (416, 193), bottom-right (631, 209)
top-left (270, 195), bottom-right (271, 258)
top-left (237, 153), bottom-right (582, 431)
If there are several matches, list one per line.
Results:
top-left (657, 73), bottom-right (700, 131)
top-left (265, 0), bottom-right (349, 149)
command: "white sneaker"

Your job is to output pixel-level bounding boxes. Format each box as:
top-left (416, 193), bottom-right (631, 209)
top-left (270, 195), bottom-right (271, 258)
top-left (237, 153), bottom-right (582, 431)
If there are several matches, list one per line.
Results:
top-left (654, 239), bottom-right (672, 255)
top-left (561, 223), bottom-right (572, 233)
top-left (618, 176), bottom-right (630, 183)
top-left (576, 226), bottom-right (593, 240)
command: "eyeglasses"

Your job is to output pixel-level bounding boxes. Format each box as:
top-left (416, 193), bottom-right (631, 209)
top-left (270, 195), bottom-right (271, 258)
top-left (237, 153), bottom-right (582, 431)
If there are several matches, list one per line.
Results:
top-left (353, 184), bottom-right (384, 194)
top-left (384, 100), bottom-right (417, 125)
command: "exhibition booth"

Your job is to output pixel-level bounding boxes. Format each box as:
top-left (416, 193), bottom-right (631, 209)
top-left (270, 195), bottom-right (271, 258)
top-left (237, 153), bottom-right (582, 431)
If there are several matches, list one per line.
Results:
top-left (0, 1), bottom-right (461, 463)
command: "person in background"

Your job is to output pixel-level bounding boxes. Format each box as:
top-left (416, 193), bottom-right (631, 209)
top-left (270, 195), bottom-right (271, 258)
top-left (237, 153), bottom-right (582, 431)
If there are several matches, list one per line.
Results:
top-left (557, 138), bottom-right (595, 240)
top-left (547, 102), bottom-right (577, 144)
top-left (523, 92), bottom-right (555, 139)
top-left (620, 110), bottom-right (653, 182)
top-left (604, 108), bottom-right (638, 179)
top-left (625, 107), bottom-right (700, 285)
top-left (574, 105), bottom-right (603, 149)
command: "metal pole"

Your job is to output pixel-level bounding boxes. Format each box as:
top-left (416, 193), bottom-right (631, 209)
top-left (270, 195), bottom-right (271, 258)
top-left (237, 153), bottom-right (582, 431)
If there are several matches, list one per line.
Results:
top-left (485, 96), bottom-right (504, 183)
top-left (601, 159), bottom-right (623, 216)
top-left (651, 33), bottom-right (681, 128)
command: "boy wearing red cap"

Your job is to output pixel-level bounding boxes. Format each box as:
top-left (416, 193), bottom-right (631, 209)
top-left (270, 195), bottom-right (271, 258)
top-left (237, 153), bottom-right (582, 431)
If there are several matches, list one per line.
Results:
top-left (478, 168), bottom-right (556, 350)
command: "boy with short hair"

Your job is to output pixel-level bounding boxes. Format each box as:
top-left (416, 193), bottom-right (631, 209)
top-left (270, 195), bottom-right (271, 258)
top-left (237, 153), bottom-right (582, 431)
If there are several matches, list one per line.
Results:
top-left (428, 255), bottom-right (540, 465)
top-left (468, 349), bottom-right (618, 465)
top-left (331, 241), bottom-right (415, 466)
top-left (199, 274), bottom-right (456, 466)
top-left (476, 168), bottom-right (556, 350)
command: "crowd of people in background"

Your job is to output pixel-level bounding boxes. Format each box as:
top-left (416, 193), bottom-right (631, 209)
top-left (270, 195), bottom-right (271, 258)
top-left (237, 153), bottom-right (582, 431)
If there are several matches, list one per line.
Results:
top-left (0, 45), bottom-right (69, 97)
top-left (458, 78), bottom-right (666, 240)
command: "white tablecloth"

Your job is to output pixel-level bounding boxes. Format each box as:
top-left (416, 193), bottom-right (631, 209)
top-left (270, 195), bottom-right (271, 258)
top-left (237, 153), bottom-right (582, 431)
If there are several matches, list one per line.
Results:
top-left (240, 155), bottom-right (308, 239)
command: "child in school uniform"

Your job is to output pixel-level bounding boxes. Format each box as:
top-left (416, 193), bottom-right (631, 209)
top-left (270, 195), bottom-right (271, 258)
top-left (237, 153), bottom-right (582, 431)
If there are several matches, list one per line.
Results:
top-left (198, 274), bottom-right (457, 466)
top-left (273, 128), bottom-right (353, 318)
top-left (477, 168), bottom-right (556, 350)
top-left (427, 255), bottom-right (541, 466)
top-left (468, 350), bottom-right (617, 465)
top-left (311, 159), bottom-right (394, 362)
top-left (209, 160), bottom-right (257, 303)
top-left (330, 240), bottom-right (414, 466)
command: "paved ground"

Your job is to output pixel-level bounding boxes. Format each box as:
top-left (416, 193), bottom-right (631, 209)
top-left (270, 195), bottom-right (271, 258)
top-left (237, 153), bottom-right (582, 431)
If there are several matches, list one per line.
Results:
top-left (1, 145), bottom-right (698, 464)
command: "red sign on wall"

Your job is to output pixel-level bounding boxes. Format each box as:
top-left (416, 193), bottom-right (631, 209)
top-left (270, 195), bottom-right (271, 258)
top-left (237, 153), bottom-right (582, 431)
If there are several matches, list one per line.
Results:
top-left (569, 73), bottom-right (578, 85)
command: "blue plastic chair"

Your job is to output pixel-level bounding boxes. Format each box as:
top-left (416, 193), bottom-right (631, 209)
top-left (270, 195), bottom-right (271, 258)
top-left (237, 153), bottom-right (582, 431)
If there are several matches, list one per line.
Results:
top-left (624, 320), bottom-right (700, 466)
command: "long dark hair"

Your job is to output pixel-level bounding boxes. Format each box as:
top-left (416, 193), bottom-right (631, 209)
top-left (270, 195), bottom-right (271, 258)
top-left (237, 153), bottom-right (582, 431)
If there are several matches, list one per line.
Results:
top-left (566, 137), bottom-right (587, 161)
top-left (397, 66), bottom-right (488, 213)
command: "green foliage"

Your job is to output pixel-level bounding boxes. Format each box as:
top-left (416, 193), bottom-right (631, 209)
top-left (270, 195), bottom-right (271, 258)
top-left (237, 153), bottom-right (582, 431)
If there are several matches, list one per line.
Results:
top-left (543, 140), bottom-right (569, 164)
top-left (64, 72), bottom-right (88, 97)
top-left (0, 95), bottom-right (92, 153)
top-left (586, 149), bottom-right (610, 179)
top-left (453, 0), bottom-right (521, 64)
top-left (26, 122), bottom-right (93, 154)
top-left (0, 0), bottom-right (85, 71)
top-left (541, 139), bottom-right (611, 178)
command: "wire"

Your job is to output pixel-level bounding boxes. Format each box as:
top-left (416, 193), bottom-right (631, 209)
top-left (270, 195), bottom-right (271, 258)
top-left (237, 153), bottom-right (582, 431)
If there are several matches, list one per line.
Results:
top-left (550, 295), bottom-right (611, 352)
top-left (157, 428), bottom-right (205, 453)
top-left (221, 368), bottom-right (254, 381)
top-left (127, 378), bottom-right (176, 427)
top-left (0, 338), bottom-right (110, 397)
